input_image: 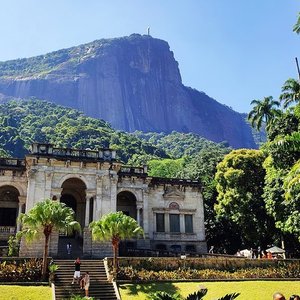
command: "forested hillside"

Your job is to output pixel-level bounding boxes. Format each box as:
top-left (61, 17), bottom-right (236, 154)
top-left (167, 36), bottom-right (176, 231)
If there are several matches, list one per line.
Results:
top-left (0, 99), bottom-right (168, 161)
top-left (0, 99), bottom-right (229, 166)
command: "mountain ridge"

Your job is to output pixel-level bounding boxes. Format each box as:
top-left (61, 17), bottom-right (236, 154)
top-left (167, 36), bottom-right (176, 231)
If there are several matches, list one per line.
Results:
top-left (0, 34), bottom-right (256, 148)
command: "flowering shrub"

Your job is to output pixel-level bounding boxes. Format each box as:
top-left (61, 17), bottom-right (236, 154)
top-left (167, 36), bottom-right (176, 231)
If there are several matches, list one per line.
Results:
top-left (117, 265), bottom-right (300, 281)
top-left (0, 258), bottom-right (43, 282)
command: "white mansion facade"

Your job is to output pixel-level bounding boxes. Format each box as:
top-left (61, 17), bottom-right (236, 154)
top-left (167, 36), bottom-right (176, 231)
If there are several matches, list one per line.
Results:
top-left (0, 143), bottom-right (206, 258)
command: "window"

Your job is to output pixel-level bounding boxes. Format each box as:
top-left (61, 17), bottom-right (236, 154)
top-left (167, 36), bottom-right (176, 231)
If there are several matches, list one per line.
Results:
top-left (0, 208), bottom-right (17, 226)
top-left (170, 214), bottom-right (180, 233)
top-left (156, 213), bottom-right (165, 232)
top-left (185, 214), bottom-right (193, 233)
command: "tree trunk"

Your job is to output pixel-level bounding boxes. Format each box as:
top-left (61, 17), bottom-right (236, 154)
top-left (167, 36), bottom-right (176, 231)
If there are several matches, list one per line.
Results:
top-left (42, 233), bottom-right (50, 280)
top-left (112, 240), bottom-right (119, 278)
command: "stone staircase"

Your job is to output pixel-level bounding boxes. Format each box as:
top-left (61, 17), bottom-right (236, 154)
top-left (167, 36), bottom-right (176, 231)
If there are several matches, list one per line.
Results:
top-left (53, 259), bottom-right (118, 300)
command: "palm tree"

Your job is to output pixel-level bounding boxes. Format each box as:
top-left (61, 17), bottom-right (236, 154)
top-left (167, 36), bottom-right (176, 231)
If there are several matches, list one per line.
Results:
top-left (293, 12), bottom-right (300, 34)
top-left (280, 78), bottom-right (300, 109)
top-left (248, 96), bottom-right (280, 131)
top-left (89, 211), bottom-right (144, 276)
top-left (18, 199), bottom-right (81, 279)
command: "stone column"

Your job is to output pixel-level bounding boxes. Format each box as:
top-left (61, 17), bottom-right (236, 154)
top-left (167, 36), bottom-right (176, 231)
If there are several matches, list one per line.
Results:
top-left (136, 204), bottom-right (143, 226)
top-left (85, 197), bottom-right (91, 227)
top-left (180, 214), bottom-right (185, 233)
top-left (17, 196), bottom-right (26, 232)
top-left (165, 213), bottom-right (170, 233)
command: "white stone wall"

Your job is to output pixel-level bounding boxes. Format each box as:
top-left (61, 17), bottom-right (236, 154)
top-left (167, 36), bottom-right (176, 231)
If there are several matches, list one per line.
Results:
top-left (2, 153), bottom-right (206, 257)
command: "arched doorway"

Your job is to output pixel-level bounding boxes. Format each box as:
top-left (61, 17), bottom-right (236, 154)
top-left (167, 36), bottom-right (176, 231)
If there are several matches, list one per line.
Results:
top-left (0, 186), bottom-right (20, 226)
top-left (58, 178), bottom-right (86, 258)
top-left (117, 191), bottom-right (137, 255)
top-left (117, 191), bottom-right (137, 219)
top-left (0, 186), bottom-right (20, 245)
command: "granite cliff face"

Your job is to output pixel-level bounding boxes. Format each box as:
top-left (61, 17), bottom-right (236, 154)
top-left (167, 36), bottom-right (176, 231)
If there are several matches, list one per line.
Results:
top-left (0, 34), bottom-right (256, 148)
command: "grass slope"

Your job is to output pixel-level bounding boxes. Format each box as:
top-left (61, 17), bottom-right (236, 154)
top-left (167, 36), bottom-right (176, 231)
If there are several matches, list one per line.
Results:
top-left (1, 285), bottom-right (52, 300)
top-left (119, 281), bottom-right (300, 300)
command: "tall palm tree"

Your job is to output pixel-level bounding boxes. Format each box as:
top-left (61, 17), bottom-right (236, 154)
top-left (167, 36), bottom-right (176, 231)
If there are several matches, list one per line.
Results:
top-left (279, 78), bottom-right (300, 109)
top-left (293, 12), bottom-right (300, 34)
top-left (18, 199), bottom-right (81, 279)
top-left (89, 211), bottom-right (144, 276)
top-left (248, 96), bottom-right (280, 131)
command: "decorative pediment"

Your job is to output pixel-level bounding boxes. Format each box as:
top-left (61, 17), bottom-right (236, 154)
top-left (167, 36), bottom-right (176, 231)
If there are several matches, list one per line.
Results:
top-left (163, 186), bottom-right (184, 200)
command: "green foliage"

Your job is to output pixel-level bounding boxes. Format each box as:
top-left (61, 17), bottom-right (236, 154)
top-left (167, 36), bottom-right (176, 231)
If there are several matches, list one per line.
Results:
top-left (147, 288), bottom-right (238, 300)
top-left (215, 149), bottom-right (276, 247)
top-left (90, 212), bottom-right (144, 275)
top-left (0, 258), bottom-right (43, 282)
top-left (70, 295), bottom-right (95, 300)
top-left (217, 293), bottom-right (240, 300)
top-left (0, 99), bottom-right (168, 163)
top-left (18, 199), bottom-right (81, 278)
top-left (186, 289), bottom-right (207, 300)
top-left (7, 235), bottom-right (19, 256)
top-left (48, 263), bottom-right (59, 273)
top-left (248, 96), bottom-right (281, 131)
top-left (134, 131), bottom-right (227, 159)
top-left (279, 78), bottom-right (300, 109)
top-left (293, 12), bottom-right (300, 34)
top-left (148, 291), bottom-right (182, 300)
top-left (148, 158), bottom-right (184, 178)
top-left (118, 264), bottom-right (300, 281)
top-left (267, 111), bottom-right (299, 141)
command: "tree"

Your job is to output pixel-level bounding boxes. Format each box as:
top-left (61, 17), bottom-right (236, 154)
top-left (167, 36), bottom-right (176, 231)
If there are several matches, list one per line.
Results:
top-left (89, 211), bottom-right (144, 276)
top-left (279, 78), bottom-right (300, 109)
top-left (18, 199), bottom-right (81, 279)
top-left (215, 149), bottom-right (276, 247)
top-left (248, 96), bottom-right (280, 131)
top-left (293, 12), bottom-right (300, 34)
top-left (281, 160), bottom-right (300, 241)
top-left (148, 158), bottom-right (184, 178)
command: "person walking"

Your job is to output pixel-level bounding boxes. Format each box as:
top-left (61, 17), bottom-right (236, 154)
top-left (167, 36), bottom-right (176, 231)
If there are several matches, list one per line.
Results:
top-left (67, 242), bottom-right (72, 256)
top-left (71, 257), bottom-right (81, 284)
top-left (83, 271), bottom-right (90, 298)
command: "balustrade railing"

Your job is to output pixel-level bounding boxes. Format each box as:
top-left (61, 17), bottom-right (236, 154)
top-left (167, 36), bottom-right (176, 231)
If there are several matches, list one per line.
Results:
top-left (30, 143), bottom-right (116, 161)
top-left (0, 226), bottom-right (16, 234)
top-left (0, 158), bottom-right (25, 168)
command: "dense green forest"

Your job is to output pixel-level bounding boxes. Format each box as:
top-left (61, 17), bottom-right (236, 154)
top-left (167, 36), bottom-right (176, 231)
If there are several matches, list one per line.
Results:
top-left (0, 99), bottom-right (169, 161)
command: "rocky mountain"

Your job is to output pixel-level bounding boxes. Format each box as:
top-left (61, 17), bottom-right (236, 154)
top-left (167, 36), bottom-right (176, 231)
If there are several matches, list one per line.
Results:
top-left (0, 34), bottom-right (256, 148)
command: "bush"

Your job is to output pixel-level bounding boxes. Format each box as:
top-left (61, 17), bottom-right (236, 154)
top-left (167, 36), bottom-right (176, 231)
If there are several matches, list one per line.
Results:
top-left (117, 265), bottom-right (300, 281)
top-left (8, 235), bottom-right (19, 257)
top-left (0, 258), bottom-right (43, 282)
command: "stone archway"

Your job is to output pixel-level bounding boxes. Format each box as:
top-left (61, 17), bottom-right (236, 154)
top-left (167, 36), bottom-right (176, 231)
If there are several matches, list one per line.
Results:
top-left (58, 178), bottom-right (86, 258)
top-left (117, 191), bottom-right (138, 255)
top-left (117, 191), bottom-right (137, 219)
top-left (61, 178), bottom-right (86, 228)
top-left (0, 185), bottom-right (20, 227)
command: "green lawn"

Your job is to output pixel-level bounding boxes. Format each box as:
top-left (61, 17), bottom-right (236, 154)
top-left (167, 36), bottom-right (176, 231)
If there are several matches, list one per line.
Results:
top-left (0, 285), bottom-right (52, 300)
top-left (118, 281), bottom-right (300, 300)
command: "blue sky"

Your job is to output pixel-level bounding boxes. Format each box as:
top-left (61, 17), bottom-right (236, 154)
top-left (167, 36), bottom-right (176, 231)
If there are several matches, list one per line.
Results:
top-left (0, 0), bottom-right (299, 113)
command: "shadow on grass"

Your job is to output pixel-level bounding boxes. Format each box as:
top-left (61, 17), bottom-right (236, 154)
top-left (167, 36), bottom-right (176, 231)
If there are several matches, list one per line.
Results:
top-left (119, 282), bottom-right (179, 297)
